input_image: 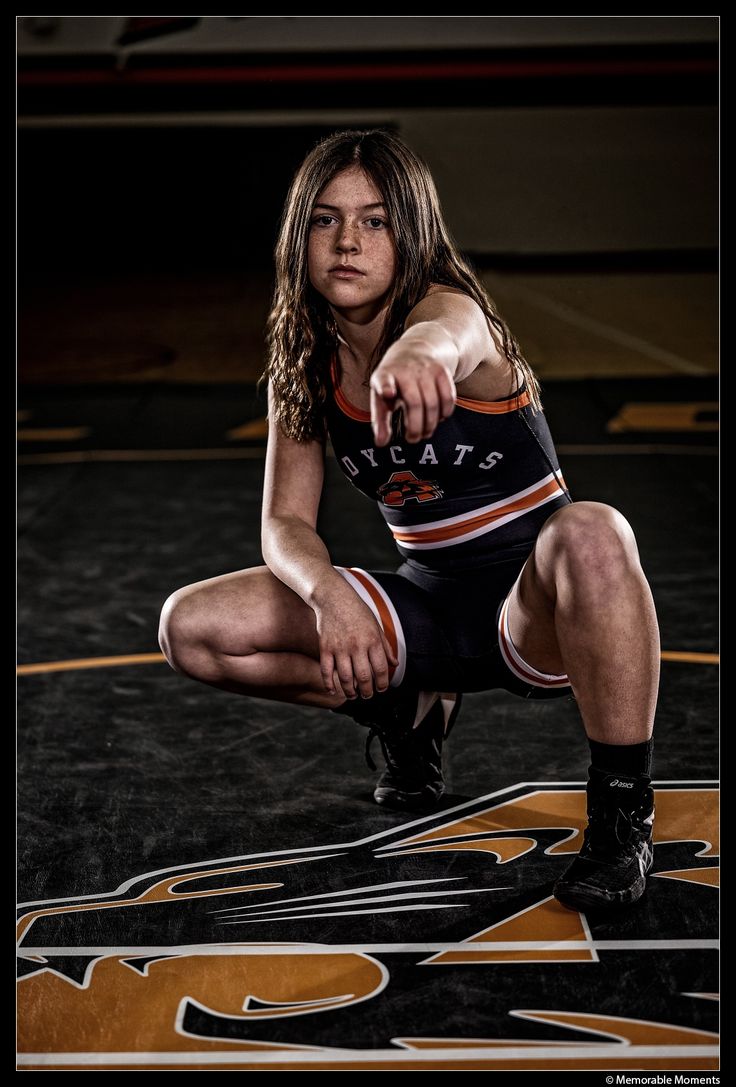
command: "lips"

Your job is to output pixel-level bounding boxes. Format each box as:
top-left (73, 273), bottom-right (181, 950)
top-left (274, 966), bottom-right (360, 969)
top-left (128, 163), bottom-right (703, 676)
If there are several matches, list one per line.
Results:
top-left (329, 265), bottom-right (365, 277)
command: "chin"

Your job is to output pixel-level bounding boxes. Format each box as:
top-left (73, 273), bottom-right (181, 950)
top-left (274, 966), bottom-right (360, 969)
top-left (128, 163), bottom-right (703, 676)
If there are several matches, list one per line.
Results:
top-left (325, 286), bottom-right (371, 308)
top-left (333, 282), bottom-right (392, 306)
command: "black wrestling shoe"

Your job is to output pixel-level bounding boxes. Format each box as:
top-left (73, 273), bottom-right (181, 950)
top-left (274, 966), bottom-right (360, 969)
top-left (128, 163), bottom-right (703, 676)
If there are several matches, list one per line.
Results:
top-left (554, 768), bottom-right (655, 910)
top-left (369, 693), bottom-right (462, 812)
top-left (334, 690), bottom-right (462, 812)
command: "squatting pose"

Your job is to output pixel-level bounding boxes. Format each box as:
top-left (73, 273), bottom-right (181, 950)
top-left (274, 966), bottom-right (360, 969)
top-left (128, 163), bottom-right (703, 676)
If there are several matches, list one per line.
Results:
top-left (159, 129), bottom-right (659, 910)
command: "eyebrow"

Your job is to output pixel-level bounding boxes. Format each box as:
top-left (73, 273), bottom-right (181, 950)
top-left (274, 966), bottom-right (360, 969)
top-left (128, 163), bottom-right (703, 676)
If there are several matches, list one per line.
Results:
top-left (313, 202), bottom-right (385, 211)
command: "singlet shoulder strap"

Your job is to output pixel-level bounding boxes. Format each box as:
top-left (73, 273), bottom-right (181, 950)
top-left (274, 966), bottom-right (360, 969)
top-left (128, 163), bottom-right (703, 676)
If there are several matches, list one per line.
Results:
top-left (455, 383), bottom-right (530, 414)
top-left (330, 355), bottom-right (372, 423)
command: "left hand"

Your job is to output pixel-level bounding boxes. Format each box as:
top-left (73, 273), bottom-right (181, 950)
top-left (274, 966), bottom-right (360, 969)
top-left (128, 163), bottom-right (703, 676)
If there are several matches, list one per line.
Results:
top-left (369, 349), bottom-right (457, 447)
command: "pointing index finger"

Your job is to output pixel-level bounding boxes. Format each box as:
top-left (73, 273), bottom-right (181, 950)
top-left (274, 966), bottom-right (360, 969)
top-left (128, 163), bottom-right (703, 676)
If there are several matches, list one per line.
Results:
top-left (371, 369), bottom-right (398, 399)
top-left (370, 376), bottom-right (398, 447)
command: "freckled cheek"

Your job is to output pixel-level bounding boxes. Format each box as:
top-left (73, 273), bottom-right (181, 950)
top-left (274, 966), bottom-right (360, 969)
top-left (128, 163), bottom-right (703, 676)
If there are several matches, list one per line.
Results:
top-left (372, 239), bottom-right (396, 282)
top-left (376, 249), bottom-right (397, 285)
top-left (306, 241), bottom-right (326, 286)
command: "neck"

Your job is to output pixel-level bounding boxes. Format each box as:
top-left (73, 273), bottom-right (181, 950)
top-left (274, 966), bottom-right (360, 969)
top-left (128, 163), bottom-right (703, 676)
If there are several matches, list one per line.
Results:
top-left (332, 304), bottom-right (390, 373)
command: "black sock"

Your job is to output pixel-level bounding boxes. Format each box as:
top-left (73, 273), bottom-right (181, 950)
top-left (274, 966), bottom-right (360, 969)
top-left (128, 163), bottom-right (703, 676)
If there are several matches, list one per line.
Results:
top-left (588, 738), bottom-right (653, 779)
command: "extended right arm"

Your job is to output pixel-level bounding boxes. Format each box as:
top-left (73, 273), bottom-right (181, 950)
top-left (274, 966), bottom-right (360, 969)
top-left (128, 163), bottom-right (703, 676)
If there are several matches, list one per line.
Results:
top-left (261, 384), bottom-right (398, 699)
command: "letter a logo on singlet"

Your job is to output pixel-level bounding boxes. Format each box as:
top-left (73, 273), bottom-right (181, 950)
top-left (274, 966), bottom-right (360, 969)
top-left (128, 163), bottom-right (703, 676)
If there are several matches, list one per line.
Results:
top-left (377, 470), bottom-right (443, 507)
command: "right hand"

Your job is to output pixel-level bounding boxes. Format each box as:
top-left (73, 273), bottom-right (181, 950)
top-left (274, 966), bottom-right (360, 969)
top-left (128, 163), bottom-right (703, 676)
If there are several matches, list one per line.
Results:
top-left (314, 585), bottom-right (399, 700)
top-left (370, 350), bottom-right (457, 448)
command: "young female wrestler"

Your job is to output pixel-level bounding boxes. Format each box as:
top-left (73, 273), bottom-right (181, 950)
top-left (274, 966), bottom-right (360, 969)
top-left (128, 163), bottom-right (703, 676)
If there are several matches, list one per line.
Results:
top-left (158, 130), bottom-right (660, 910)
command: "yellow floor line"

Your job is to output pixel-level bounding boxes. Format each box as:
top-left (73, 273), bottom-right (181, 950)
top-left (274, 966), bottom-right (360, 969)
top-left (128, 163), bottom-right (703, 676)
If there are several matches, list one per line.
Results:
top-left (553, 444), bottom-right (717, 456)
top-left (18, 448), bottom-right (267, 465)
top-left (226, 418), bottom-right (269, 440)
top-left (17, 653), bottom-right (166, 675)
top-left (607, 403), bottom-right (719, 434)
top-left (660, 651), bottom-right (719, 665)
top-left (17, 427), bottom-right (91, 442)
top-left (17, 650), bottom-right (718, 676)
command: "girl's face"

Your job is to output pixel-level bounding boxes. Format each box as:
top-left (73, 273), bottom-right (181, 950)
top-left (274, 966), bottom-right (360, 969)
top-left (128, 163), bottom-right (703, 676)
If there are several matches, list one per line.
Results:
top-left (307, 166), bottom-right (396, 321)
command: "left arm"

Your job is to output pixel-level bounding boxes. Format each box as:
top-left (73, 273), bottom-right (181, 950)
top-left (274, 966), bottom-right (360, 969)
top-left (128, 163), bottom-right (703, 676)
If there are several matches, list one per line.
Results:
top-left (369, 289), bottom-right (503, 446)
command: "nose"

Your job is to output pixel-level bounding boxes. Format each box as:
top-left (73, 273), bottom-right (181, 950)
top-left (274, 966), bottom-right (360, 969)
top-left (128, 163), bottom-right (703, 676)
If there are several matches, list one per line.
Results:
top-left (336, 220), bottom-right (360, 253)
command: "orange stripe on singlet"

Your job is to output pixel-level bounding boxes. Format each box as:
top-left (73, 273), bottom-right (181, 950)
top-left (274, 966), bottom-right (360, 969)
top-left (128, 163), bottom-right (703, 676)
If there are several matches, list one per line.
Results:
top-left (392, 477), bottom-right (564, 545)
top-left (456, 389), bottom-right (531, 413)
top-left (331, 358), bottom-right (530, 421)
top-left (345, 568), bottom-right (399, 671)
top-left (330, 358), bottom-right (372, 422)
top-left (497, 596), bottom-right (570, 688)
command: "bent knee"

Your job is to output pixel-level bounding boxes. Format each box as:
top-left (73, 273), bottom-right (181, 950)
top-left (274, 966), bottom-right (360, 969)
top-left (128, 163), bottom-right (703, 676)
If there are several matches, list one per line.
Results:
top-left (540, 501), bottom-right (640, 579)
top-left (158, 585), bottom-right (212, 677)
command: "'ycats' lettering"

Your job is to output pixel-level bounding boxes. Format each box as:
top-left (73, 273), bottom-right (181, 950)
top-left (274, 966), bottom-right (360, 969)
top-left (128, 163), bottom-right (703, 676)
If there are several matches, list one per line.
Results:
top-left (342, 443), bottom-right (504, 479)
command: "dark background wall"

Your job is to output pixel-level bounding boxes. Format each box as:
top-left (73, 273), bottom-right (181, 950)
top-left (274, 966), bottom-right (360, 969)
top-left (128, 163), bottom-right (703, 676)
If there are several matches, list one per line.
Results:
top-left (18, 16), bottom-right (718, 289)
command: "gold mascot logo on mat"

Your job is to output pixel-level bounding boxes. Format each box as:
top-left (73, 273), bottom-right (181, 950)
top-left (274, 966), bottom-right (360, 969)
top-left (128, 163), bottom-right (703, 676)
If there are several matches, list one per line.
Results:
top-left (16, 783), bottom-right (718, 1070)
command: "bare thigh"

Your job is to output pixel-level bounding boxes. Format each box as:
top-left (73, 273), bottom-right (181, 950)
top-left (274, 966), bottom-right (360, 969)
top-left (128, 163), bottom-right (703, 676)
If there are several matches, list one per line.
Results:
top-left (505, 500), bottom-right (638, 677)
top-left (506, 553), bottom-right (564, 676)
top-left (505, 517), bottom-right (566, 677)
top-left (159, 565), bottom-right (321, 662)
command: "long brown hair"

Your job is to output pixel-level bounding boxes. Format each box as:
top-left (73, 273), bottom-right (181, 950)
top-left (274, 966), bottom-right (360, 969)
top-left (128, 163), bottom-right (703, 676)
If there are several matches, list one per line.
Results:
top-left (265, 129), bottom-right (540, 441)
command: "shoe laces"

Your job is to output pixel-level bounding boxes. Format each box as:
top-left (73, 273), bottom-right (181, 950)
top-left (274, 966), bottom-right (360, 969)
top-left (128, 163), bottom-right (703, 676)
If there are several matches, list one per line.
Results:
top-left (584, 796), bottom-right (653, 860)
top-left (583, 802), bottom-right (633, 856)
top-left (364, 724), bottom-right (411, 772)
top-left (358, 693), bottom-right (459, 772)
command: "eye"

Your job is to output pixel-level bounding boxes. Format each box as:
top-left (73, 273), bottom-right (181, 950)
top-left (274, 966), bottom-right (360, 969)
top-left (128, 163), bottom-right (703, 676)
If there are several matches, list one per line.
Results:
top-left (366, 217), bottom-right (387, 229)
top-left (310, 214), bottom-right (336, 228)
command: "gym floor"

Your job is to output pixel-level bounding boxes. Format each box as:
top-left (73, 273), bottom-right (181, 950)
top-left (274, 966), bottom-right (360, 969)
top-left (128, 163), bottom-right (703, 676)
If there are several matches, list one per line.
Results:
top-left (17, 260), bottom-right (718, 1070)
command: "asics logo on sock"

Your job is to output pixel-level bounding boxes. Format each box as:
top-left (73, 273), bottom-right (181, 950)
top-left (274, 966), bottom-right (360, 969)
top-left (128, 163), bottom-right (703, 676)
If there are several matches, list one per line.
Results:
top-left (609, 779), bottom-right (634, 788)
